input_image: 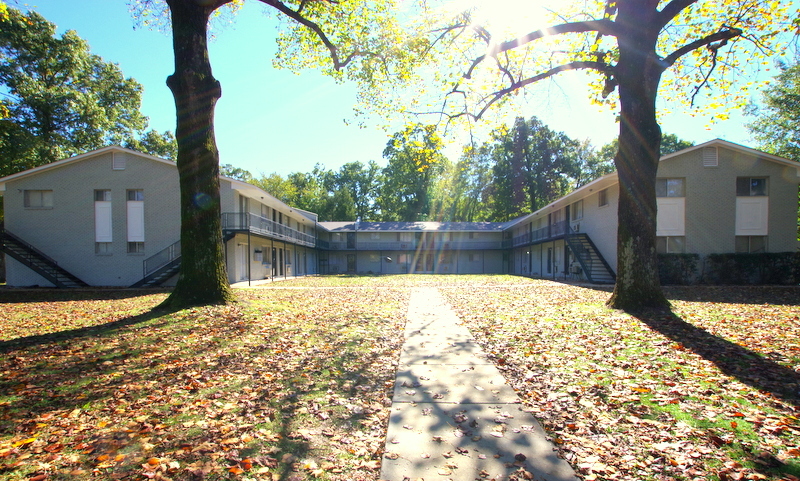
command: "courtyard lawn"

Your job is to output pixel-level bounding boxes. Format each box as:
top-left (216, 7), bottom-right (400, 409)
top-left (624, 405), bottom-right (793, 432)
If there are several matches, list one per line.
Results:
top-left (442, 280), bottom-right (800, 481)
top-left (0, 277), bottom-right (798, 480)
top-left (0, 286), bottom-right (407, 480)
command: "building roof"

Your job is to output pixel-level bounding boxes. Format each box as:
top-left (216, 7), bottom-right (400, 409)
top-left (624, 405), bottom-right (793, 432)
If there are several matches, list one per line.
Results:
top-left (503, 138), bottom-right (800, 229)
top-left (318, 221), bottom-right (510, 232)
top-left (0, 145), bottom-right (176, 192)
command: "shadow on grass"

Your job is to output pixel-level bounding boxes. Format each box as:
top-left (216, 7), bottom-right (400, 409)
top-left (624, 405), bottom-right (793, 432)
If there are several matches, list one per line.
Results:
top-left (663, 285), bottom-right (800, 306)
top-left (634, 309), bottom-right (800, 407)
top-left (0, 288), bottom-right (171, 304)
top-left (0, 305), bottom-right (177, 354)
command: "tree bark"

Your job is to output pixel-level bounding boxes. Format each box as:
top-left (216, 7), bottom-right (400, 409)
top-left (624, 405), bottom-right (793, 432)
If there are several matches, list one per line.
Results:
top-left (160, 0), bottom-right (234, 309)
top-left (607, 1), bottom-right (670, 310)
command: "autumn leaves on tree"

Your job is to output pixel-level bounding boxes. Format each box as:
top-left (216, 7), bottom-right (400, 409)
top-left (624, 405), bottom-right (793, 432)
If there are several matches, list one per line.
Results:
top-left (126, 0), bottom-right (791, 309)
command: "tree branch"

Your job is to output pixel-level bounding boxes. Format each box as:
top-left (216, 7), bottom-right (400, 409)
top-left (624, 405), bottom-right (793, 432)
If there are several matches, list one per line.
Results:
top-left (661, 27), bottom-right (743, 70)
top-left (258, 0), bottom-right (352, 70)
top-left (464, 19), bottom-right (618, 79)
top-left (656, 0), bottom-right (698, 30)
top-left (470, 60), bottom-right (613, 120)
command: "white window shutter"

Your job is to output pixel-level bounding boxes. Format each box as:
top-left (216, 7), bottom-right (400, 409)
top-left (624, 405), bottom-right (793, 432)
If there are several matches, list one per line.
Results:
top-left (95, 201), bottom-right (113, 242)
top-left (127, 201), bottom-right (145, 241)
top-left (656, 198), bottom-right (686, 236)
top-left (735, 197), bottom-right (768, 235)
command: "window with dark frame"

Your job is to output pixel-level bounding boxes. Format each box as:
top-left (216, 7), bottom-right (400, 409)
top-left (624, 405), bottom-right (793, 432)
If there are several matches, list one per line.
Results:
top-left (736, 177), bottom-right (768, 197)
top-left (598, 188), bottom-right (608, 207)
top-left (735, 236), bottom-right (767, 253)
top-left (656, 236), bottom-right (686, 254)
top-left (24, 190), bottom-right (54, 209)
top-left (656, 178), bottom-right (685, 197)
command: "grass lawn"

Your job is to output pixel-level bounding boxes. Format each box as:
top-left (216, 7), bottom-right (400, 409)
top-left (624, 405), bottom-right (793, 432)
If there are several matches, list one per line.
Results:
top-left (0, 276), bottom-right (798, 480)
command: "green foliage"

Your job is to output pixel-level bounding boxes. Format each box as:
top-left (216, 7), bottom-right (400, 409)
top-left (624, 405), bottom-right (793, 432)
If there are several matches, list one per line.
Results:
top-left (747, 60), bottom-right (800, 161)
top-left (703, 252), bottom-right (800, 285)
top-left (657, 253), bottom-right (700, 285)
top-left (220, 163), bottom-right (253, 181)
top-left (124, 129), bottom-right (178, 161)
top-left (0, 6), bottom-right (150, 175)
top-left (595, 134), bottom-right (694, 166)
top-left (377, 124), bottom-right (447, 221)
top-left (485, 117), bottom-right (582, 220)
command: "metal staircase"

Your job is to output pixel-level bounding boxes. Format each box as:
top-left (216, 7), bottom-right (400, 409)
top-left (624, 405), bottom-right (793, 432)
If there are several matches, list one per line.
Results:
top-left (566, 233), bottom-right (616, 284)
top-left (129, 240), bottom-right (181, 288)
top-left (0, 228), bottom-right (88, 288)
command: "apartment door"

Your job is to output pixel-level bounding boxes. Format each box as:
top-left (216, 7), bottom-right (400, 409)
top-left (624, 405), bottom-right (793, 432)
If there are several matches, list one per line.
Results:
top-left (237, 244), bottom-right (248, 281)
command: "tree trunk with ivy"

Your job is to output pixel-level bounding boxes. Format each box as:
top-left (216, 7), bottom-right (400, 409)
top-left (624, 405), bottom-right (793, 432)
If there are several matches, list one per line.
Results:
top-left (160, 0), bottom-right (234, 309)
top-left (607, 2), bottom-right (669, 310)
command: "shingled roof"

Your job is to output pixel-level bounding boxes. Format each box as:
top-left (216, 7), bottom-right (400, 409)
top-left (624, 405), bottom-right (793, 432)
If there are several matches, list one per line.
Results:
top-left (318, 221), bottom-right (512, 232)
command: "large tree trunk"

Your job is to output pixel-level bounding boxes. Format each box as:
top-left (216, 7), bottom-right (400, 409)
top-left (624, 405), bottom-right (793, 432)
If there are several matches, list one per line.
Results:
top-left (607, 1), bottom-right (670, 310)
top-left (160, 0), bottom-right (234, 309)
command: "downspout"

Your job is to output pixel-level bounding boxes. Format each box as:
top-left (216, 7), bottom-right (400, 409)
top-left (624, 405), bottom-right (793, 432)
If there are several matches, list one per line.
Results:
top-left (247, 228), bottom-right (251, 287)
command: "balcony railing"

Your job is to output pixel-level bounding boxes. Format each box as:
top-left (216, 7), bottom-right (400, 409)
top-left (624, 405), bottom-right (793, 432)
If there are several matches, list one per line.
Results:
top-left (221, 212), bottom-right (316, 247)
top-left (322, 239), bottom-right (505, 251)
top-left (511, 220), bottom-right (569, 247)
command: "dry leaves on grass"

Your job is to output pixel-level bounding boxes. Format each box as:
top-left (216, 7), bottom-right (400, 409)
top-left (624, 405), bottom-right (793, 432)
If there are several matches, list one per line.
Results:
top-left (442, 281), bottom-right (800, 481)
top-left (0, 287), bottom-right (407, 480)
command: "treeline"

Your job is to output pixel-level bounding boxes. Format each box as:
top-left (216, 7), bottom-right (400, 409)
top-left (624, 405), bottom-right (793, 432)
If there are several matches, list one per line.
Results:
top-left (230, 117), bottom-right (692, 222)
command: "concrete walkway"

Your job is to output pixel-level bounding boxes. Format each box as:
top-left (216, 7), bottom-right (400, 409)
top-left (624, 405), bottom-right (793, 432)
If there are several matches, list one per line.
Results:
top-left (380, 288), bottom-right (578, 481)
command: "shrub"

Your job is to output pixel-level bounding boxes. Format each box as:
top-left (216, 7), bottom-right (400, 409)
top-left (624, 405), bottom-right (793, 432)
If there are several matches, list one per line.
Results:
top-left (702, 252), bottom-right (800, 285)
top-left (658, 253), bottom-right (700, 285)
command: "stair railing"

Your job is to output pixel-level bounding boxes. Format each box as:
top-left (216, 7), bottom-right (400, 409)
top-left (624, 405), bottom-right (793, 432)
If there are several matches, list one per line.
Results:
top-left (143, 240), bottom-right (181, 278)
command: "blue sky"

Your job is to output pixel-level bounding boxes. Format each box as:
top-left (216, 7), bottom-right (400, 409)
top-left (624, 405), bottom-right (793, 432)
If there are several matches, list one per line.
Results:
top-left (16, 0), bottom-right (773, 177)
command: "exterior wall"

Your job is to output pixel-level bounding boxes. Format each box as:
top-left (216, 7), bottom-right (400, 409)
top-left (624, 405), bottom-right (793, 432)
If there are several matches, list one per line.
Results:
top-left (657, 146), bottom-right (799, 255)
top-left (4, 151), bottom-right (180, 286)
top-left (572, 186), bottom-right (619, 272)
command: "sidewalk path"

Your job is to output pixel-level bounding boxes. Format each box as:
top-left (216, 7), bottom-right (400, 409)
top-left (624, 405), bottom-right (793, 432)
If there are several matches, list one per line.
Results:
top-left (380, 288), bottom-right (578, 481)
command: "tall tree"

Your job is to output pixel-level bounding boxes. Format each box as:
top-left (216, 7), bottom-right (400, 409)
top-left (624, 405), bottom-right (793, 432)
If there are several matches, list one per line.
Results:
top-left (130, 0), bottom-right (422, 308)
top-left (335, 161), bottom-right (380, 221)
top-left (448, 144), bottom-right (494, 222)
top-left (0, 6), bottom-right (150, 175)
top-left (378, 124), bottom-right (447, 221)
top-left (124, 129), bottom-right (179, 161)
top-left (747, 60), bottom-right (800, 160)
top-left (402, 0), bottom-right (787, 310)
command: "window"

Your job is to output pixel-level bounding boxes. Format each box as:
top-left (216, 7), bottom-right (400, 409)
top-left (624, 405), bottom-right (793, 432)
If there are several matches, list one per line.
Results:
top-left (127, 242), bottom-right (145, 254)
top-left (468, 232), bottom-right (475, 239)
top-left (95, 242), bottom-right (112, 255)
top-left (656, 236), bottom-right (686, 254)
top-left (468, 253), bottom-right (478, 262)
top-left (598, 188), bottom-right (608, 207)
top-left (656, 178), bottom-right (685, 197)
top-left (95, 190), bottom-right (112, 242)
top-left (572, 200), bottom-right (584, 220)
top-left (95, 190), bottom-right (112, 201)
top-left (440, 253), bottom-right (453, 264)
top-left (369, 254), bottom-right (380, 263)
top-left (370, 232), bottom-right (381, 240)
top-left (24, 190), bottom-right (54, 209)
top-left (127, 190), bottom-right (145, 243)
top-left (735, 236), bottom-right (767, 253)
top-left (127, 189), bottom-right (144, 201)
top-left (736, 177), bottom-right (768, 196)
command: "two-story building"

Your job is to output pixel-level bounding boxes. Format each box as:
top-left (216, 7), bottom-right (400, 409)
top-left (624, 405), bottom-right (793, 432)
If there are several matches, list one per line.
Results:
top-left (1, 139), bottom-right (797, 287)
